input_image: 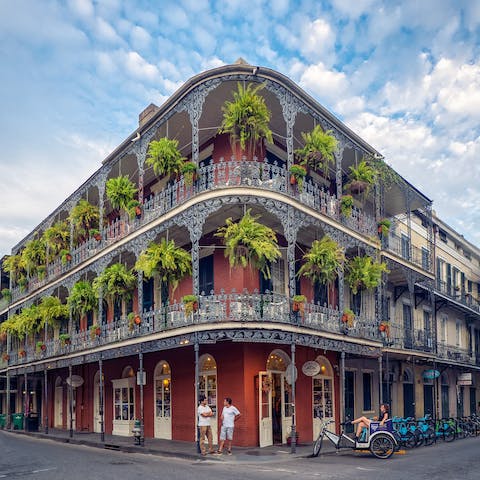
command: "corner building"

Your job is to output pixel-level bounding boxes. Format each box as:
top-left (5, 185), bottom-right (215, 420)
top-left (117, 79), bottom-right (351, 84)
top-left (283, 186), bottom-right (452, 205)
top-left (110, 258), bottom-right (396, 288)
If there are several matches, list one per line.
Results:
top-left (1, 60), bottom-right (478, 447)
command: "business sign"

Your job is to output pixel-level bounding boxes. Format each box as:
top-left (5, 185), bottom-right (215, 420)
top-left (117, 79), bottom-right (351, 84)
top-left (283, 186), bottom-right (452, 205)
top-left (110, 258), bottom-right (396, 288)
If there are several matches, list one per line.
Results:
top-left (423, 369), bottom-right (440, 380)
top-left (136, 371), bottom-right (146, 386)
top-left (457, 372), bottom-right (472, 386)
top-left (302, 361), bottom-right (321, 377)
top-left (285, 364), bottom-right (298, 384)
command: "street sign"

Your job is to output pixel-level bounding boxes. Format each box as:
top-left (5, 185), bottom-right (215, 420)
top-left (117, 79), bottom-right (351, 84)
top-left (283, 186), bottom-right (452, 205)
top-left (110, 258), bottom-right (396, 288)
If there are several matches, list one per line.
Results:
top-left (285, 364), bottom-right (298, 384)
top-left (137, 371), bottom-right (146, 386)
top-left (423, 369), bottom-right (440, 379)
top-left (457, 372), bottom-right (472, 385)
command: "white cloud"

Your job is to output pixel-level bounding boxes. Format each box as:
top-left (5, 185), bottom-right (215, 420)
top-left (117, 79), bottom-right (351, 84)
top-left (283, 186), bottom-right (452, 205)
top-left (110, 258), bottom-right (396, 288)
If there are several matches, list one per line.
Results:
top-left (95, 17), bottom-right (122, 43)
top-left (330, 0), bottom-right (379, 19)
top-left (123, 51), bottom-right (160, 82)
top-left (130, 25), bottom-right (152, 50)
top-left (299, 18), bottom-right (336, 65)
top-left (68, 0), bottom-right (94, 18)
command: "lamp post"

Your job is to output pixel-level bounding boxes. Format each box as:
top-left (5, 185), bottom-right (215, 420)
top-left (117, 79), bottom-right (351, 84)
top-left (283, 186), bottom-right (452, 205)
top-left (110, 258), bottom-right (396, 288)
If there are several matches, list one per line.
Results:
top-left (99, 357), bottom-right (105, 442)
top-left (69, 365), bottom-right (73, 438)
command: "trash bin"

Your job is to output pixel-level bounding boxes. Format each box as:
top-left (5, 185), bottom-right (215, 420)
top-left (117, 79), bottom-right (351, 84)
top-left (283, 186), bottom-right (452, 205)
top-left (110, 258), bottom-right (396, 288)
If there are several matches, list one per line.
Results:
top-left (11, 413), bottom-right (24, 430)
top-left (26, 413), bottom-right (39, 432)
top-left (0, 414), bottom-right (6, 429)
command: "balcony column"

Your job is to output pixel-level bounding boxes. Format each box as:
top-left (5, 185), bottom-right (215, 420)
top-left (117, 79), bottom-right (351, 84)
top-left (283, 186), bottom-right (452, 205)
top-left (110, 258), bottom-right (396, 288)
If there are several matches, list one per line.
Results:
top-left (378, 355), bottom-right (383, 404)
top-left (133, 138), bottom-right (150, 205)
top-left (470, 324), bottom-right (476, 358)
top-left (334, 143), bottom-right (346, 199)
top-left (99, 357), bottom-right (105, 442)
top-left (98, 181), bottom-right (105, 240)
top-left (98, 291), bottom-right (104, 326)
top-left (44, 368), bottom-right (48, 434)
top-left (137, 271), bottom-right (144, 316)
top-left (6, 371), bottom-right (10, 429)
top-left (23, 371), bottom-right (28, 430)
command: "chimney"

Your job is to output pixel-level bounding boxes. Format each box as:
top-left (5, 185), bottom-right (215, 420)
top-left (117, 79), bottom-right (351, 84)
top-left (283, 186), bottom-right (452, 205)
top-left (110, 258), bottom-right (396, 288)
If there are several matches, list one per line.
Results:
top-left (139, 103), bottom-right (160, 128)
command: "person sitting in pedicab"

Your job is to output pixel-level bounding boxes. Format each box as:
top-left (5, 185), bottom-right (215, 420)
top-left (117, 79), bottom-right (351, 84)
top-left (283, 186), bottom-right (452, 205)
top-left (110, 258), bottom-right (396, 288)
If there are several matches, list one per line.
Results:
top-left (351, 403), bottom-right (389, 441)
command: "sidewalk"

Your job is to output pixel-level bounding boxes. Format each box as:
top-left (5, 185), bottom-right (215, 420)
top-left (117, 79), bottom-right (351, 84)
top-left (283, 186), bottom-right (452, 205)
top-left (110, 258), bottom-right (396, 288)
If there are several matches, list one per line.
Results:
top-left (2, 428), bottom-right (337, 463)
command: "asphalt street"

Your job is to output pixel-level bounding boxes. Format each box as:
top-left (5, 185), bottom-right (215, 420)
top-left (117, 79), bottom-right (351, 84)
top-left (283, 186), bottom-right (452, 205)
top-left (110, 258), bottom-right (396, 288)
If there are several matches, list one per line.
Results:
top-left (0, 431), bottom-right (479, 479)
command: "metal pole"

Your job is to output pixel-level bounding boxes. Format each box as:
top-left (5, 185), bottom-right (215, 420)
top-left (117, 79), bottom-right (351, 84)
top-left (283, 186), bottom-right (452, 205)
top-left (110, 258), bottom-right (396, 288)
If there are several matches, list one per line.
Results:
top-left (139, 351), bottom-right (144, 445)
top-left (290, 342), bottom-right (296, 454)
top-left (44, 369), bottom-right (48, 434)
top-left (379, 355), bottom-right (383, 405)
top-left (386, 352), bottom-right (390, 406)
top-left (99, 358), bottom-right (105, 442)
top-left (24, 371), bottom-right (28, 430)
top-left (194, 337), bottom-right (200, 453)
top-left (340, 351), bottom-right (346, 423)
top-left (6, 371), bottom-right (10, 429)
top-left (69, 365), bottom-right (73, 438)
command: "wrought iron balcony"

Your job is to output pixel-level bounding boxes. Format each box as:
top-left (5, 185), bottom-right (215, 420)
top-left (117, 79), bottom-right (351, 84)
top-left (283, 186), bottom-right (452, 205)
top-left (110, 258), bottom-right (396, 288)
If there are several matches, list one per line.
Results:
top-left (6, 158), bottom-right (377, 305)
top-left (2, 291), bottom-right (381, 366)
top-left (385, 324), bottom-right (435, 353)
top-left (384, 231), bottom-right (432, 272)
top-left (435, 279), bottom-right (480, 314)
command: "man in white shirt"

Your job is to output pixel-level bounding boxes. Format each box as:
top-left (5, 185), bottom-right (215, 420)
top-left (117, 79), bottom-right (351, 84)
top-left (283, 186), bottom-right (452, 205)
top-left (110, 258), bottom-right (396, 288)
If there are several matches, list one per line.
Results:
top-left (217, 397), bottom-right (241, 455)
top-left (197, 395), bottom-right (215, 456)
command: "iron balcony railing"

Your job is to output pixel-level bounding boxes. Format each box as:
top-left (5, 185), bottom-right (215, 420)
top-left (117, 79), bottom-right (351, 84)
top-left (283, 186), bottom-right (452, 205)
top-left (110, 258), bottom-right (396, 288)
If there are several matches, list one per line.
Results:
top-left (435, 279), bottom-right (480, 314)
top-left (8, 157), bottom-right (377, 304)
top-left (384, 231), bottom-right (432, 272)
top-left (1, 291), bottom-right (380, 367)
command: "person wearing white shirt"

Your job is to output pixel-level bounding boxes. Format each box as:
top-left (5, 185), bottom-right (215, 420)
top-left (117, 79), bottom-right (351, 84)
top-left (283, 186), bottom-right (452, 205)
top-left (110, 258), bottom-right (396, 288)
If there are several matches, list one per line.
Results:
top-left (217, 397), bottom-right (241, 455)
top-left (197, 395), bottom-right (215, 456)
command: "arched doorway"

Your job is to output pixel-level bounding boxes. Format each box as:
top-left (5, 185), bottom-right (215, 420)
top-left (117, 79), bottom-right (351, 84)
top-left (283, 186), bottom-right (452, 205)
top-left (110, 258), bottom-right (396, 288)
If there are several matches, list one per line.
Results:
top-left (112, 366), bottom-right (135, 436)
top-left (154, 361), bottom-right (171, 439)
top-left (54, 376), bottom-right (63, 428)
top-left (198, 354), bottom-right (217, 444)
top-left (402, 367), bottom-right (415, 418)
top-left (259, 349), bottom-right (292, 447)
top-left (312, 356), bottom-right (335, 440)
top-left (423, 376), bottom-right (434, 416)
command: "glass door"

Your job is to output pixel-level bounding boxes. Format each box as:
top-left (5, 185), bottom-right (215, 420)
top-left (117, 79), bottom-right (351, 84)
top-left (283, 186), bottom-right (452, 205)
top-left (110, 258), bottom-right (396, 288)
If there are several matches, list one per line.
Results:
top-left (313, 376), bottom-right (334, 440)
top-left (258, 371), bottom-right (272, 447)
top-left (154, 362), bottom-right (171, 439)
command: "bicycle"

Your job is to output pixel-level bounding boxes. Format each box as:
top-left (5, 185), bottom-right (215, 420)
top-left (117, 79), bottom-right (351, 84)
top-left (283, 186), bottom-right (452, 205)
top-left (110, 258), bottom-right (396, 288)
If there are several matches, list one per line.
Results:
top-left (312, 419), bottom-right (398, 459)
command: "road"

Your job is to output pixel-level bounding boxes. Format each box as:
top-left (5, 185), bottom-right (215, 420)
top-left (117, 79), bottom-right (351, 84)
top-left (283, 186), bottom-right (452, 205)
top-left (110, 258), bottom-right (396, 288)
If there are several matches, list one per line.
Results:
top-left (0, 432), bottom-right (479, 479)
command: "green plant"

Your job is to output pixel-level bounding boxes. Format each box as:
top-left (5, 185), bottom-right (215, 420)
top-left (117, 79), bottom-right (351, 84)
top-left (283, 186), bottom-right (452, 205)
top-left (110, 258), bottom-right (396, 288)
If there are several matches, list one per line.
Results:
top-left (295, 125), bottom-right (337, 172)
top-left (219, 82), bottom-right (273, 156)
top-left (126, 199), bottom-right (142, 219)
top-left (340, 195), bottom-right (354, 217)
top-left (346, 159), bottom-right (377, 196)
top-left (341, 308), bottom-right (355, 327)
top-left (36, 340), bottom-right (46, 353)
top-left (127, 312), bottom-right (142, 330)
top-left (345, 255), bottom-right (389, 295)
top-left (182, 294), bottom-right (199, 315)
top-left (2, 254), bottom-right (26, 285)
top-left (298, 236), bottom-right (345, 289)
top-left (38, 296), bottom-right (69, 329)
top-left (60, 249), bottom-right (72, 265)
top-left (146, 137), bottom-right (186, 178)
top-left (67, 280), bottom-right (97, 319)
top-left (3, 304), bottom-right (42, 338)
top-left (93, 263), bottom-right (136, 303)
top-left (43, 221), bottom-right (70, 258)
top-left (59, 333), bottom-right (71, 345)
top-left (289, 164), bottom-right (307, 191)
top-left (69, 199), bottom-right (100, 245)
top-left (106, 175), bottom-right (138, 215)
top-left (181, 161), bottom-right (198, 186)
top-left (89, 228), bottom-right (102, 241)
top-left (1, 289), bottom-right (11, 302)
top-left (90, 323), bottom-right (101, 339)
top-left (377, 218), bottom-right (392, 237)
top-left (215, 209), bottom-right (281, 279)
top-left (21, 238), bottom-right (46, 277)
top-left (135, 238), bottom-right (192, 294)
top-left (292, 295), bottom-right (306, 315)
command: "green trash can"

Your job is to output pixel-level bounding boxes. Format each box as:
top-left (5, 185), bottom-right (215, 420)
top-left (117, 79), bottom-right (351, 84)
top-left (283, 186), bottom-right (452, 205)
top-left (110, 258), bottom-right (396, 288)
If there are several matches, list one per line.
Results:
top-left (11, 413), bottom-right (24, 430)
top-left (0, 414), bottom-right (6, 429)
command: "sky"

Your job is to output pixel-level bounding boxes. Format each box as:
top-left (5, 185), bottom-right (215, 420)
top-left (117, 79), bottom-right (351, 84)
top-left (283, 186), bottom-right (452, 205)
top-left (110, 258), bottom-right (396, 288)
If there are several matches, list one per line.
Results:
top-left (0, 0), bottom-right (480, 257)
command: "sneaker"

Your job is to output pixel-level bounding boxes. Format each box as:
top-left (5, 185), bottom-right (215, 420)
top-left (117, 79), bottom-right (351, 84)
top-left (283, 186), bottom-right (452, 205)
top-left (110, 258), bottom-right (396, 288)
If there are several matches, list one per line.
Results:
top-left (227, 450), bottom-right (232, 455)
top-left (208, 450), bottom-right (216, 454)
top-left (215, 450), bottom-right (223, 455)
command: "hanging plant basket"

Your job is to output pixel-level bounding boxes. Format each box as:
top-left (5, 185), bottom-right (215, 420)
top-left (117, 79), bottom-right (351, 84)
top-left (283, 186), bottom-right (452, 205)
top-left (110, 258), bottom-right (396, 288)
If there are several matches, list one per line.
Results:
top-left (292, 295), bottom-right (306, 315)
top-left (19, 349), bottom-right (26, 358)
top-left (341, 309), bottom-right (355, 327)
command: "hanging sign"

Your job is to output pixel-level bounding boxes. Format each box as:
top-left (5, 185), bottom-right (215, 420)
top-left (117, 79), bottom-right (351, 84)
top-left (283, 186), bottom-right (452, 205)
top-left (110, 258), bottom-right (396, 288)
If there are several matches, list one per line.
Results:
top-left (137, 371), bottom-right (146, 386)
top-left (66, 375), bottom-right (84, 388)
top-left (285, 364), bottom-right (298, 384)
top-left (302, 361), bottom-right (320, 377)
top-left (457, 373), bottom-right (472, 386)
top-left (423, 369), bottom-right (440, 380)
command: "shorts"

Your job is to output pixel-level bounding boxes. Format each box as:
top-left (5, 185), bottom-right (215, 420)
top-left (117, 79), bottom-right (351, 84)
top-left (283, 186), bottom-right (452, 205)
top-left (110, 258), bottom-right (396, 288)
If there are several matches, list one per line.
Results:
top-left (219, 425), bottom-right (234, 441)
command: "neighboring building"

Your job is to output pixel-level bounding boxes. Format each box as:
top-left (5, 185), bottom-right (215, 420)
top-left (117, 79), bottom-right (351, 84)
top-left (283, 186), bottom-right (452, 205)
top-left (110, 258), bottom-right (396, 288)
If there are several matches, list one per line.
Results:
top-left (0, 60), bottom-right (478, 445)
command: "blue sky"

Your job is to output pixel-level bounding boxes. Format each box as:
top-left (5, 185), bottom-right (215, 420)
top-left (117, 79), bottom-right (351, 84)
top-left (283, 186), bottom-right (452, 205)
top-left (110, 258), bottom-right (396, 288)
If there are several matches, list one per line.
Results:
top-left (1, 0), bottom-right (480, 257)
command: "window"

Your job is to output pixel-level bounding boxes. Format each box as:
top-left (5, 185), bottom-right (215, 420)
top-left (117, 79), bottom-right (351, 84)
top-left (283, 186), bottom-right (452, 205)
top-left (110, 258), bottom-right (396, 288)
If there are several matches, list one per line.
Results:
top-left (199, 255), bottom-right (214, 295)
top-left (401, 234), bottom-right (410, 260)
top-left (439, 230), bottom-right (447, 243)
top-left (113, 384), bottom-right (134, 421)
top-left (456, 321), bottom-right (461, 347)
top-left (440, 316), bottom-right (447, 343)
top-left (363, 372), bottom-right (372, 411)
top-left (142, 277), bottom-right (154, 312)
top-left (421, 248), bottom-right (430, 270)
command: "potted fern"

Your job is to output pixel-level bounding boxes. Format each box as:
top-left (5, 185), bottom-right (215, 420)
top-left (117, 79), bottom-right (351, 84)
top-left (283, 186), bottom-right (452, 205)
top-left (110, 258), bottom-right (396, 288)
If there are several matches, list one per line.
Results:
top-left (295, 125), bottom-right (337, 173)
top-left (289, 164), bottom-right (307, 191)
top-left (182, 294), bottom-right (199, 315)
top-left (219, 82), bottom-right (273, 158)
top-left (377, 219), bottom-right (391, 237)
top-left (215, 209), bottom-right (281, 279)
top-left (292, 294), bottom-right (307, 314)
top-left (146, 137), bottom-right (186, 179)
top-left (345, 255), bottom-right (389, 295)
top-left (59, 333), bottom-right (71, 346)
top-left (346, 159), bottom-right (377, 196)
top-left (36, 340), bottom-right (46, 353)
top-left (67, 280), bottom-right (97, 324)
top-left (340, 195), bottom-right (354, 218)
top-left (106, 175), bottom-right (138, 218)
top-left (341, 308), bottom-right (355, 327)
top-left (69, 199), bottom-right (100, 245)
top-left (90, 324), bottom-right (101, 339)
top-left (128, 312), bottom-right (142, 331)
top-left (181, 161), bottom-right (198, 186)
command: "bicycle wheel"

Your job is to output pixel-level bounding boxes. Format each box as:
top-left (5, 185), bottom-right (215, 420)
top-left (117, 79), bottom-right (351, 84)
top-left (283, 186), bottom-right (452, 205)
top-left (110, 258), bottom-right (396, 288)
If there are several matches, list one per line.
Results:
top-left (443, 427), bottom-right (455, 442)
top-left (424, 427), bottom-right (436, 446)
top-left (312, 433), bottom-right (324, 457)
top-left (370, 434), bottom-right (395, 459)
top-left (404, 430), bottom-right (417, 449)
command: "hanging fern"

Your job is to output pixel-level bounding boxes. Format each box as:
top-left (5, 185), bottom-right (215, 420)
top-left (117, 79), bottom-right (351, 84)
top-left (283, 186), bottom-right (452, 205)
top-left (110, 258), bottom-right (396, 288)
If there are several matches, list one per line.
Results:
top-left (146, 137), bottom-right (186, 178)
top-left (93, 263), bottom-right (136, 302)
top-left (215, 209), bottom-right (281, 279)
top-left (345, 256), bottom-right (389, 295)
top-left (135, 238), bottom-right (192, 293)
top-left (67, 280), bottom-right (97, 319)
top-left (295, 125), bottom-right (338, 171)
top-left (38, 296), bottom-right (69, 329)
top-left (43, 221), bottom-right (70, 258)
top-left (106, 175), bottom-right (138, 213)
top-left (69, 199), bottom-right (100, 244)
top-left (298, 236), bottom-right (345, 286)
